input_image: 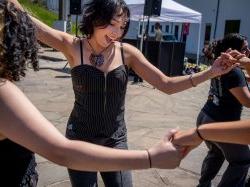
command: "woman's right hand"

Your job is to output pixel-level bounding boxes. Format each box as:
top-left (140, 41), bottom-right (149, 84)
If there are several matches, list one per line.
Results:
top-left (147, 130), bottom-right (184, 169)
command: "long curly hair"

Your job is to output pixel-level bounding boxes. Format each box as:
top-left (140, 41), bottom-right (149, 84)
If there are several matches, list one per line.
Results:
top-left (0, 0), bottom-right (39, 81)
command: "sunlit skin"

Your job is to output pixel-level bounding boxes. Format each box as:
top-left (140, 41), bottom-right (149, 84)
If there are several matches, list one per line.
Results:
top-left (6, 0), bottom-right (243, 167)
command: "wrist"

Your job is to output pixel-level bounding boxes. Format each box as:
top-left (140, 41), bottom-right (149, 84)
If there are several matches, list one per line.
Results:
top-left (196, 127), bottom-right (205, 141)
top-left (207, 67), bottom-right (216, 79)
top-left (146, 149), bottom-right (152, 168)
top-left (189, 74), bottom-right (196, 87)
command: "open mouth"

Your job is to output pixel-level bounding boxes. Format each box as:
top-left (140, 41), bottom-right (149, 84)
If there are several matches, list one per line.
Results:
top-left (105, 35), bottom-right (113, 43)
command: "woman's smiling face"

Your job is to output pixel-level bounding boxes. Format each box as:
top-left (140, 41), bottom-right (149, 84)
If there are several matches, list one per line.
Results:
top-left (91, 8), bottom-right (128, 48)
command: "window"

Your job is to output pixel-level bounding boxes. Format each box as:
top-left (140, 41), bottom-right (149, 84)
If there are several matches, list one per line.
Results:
top-left (174, 25), bottom-right (179, 40)
top-left (165, 25), bottom-right (169, 33)
top-left (151, 25), bottom-right (155, 33)
top-left (204, 23), bottom-right (212, 42)
top-left (224, 20), bottom-right (240, 36)
top-left (139, 25), bottom-right (143, 35)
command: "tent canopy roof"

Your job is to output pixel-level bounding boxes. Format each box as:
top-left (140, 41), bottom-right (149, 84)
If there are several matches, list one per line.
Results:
top-left (125, 0), bottom-right (202, 23)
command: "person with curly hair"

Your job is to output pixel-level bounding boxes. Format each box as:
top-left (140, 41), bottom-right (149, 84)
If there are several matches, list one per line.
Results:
top-left (0, 1), bottom-right (187, 186)
top-left (8, 0), bottom-right (238, 186)
top-left (191, 33), bottom-right (250, 187)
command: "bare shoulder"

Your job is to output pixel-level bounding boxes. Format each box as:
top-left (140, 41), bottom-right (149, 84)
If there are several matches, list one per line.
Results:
top-left (117, 42), bottom-right (143, 66)
top-left (0, 79), bottom-right (20, 102)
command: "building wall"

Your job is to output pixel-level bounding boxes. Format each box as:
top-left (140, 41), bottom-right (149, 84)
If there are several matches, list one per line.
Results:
top-left (46, 0), bottom-right (58, 10)
top-left (175, 0), bottom-right (250, 55)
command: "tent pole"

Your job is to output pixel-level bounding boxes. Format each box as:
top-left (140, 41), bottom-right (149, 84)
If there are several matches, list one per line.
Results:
top-left (196, 23), bottom-right (201, 65)
top-left (140, 16), bottom-right (145, 52)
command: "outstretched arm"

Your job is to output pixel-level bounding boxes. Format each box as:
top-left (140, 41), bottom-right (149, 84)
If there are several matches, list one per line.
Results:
top-left (0, 80), bottom-right (182, 171)
top-left (123, 44), bottom-right (237, 95)
top-left (173, 120), bottom-right (250, 147)
top-left (8, 0), bottom-right (76, 62)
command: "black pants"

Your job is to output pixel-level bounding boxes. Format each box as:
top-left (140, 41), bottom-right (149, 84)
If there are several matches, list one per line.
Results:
top-left (67, 136), bottom-right (132, 187)
top-left (196, 111), bottom-right (250, 187)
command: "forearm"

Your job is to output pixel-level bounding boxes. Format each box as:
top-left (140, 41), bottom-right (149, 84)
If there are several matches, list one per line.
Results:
top-left (199, 120), bottom-right (250, 145)
top-left (160, 68), bottom-right (213, 94)
top-left (57, 141), bottom-right (149, 171)
top-left (8, 0), bottom-right (73, 54)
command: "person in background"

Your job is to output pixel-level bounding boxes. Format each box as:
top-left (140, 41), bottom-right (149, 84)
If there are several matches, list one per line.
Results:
top-left (192, 33), bottom-right (250, 187)
top-left (155, 22), bottom-right (163, 42)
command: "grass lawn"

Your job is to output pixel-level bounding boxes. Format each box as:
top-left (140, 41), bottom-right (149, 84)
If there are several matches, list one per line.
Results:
top-left (19, 0), bottom-right (79, 35)
top-left (19, 0), bottom-right (57, 27)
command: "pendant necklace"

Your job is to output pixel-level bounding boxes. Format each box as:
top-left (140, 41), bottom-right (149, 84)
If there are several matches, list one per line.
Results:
top-left (87, 39), bottom-right (111, 67)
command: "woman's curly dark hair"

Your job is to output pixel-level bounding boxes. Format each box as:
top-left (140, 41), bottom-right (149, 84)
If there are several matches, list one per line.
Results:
top-left (204, 33), bottom-right (247, 60)
top-left (0, 0), bottom-right (39, 81)
top-left (80, 0), bottom-right (130, 39)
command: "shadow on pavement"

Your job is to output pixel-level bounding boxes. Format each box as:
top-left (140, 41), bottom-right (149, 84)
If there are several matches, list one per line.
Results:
top-left (40, 67), bottom-right (71, 75)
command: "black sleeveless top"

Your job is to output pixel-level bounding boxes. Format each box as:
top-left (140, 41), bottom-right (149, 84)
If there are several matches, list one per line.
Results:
top-left (66, 41), bottom-right (129, 140)
top-left (0, 139), bottom-right (34, 186)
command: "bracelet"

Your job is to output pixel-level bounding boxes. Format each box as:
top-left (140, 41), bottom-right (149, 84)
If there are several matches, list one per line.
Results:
top-left (196, 127), bottom-right (204, 140)
top-left (189, 74), bottom-right (196, 87)
top-left (146, 149), bottom-right (152, 168)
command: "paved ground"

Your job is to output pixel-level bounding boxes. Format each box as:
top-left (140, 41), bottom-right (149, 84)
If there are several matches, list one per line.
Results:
top-left (17, 48), bottom-right (250, 187)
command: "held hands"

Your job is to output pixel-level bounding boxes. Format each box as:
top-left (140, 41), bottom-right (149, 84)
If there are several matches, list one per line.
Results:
top-left (147, 129), bottom-right (184, 169)
top-left (209, 52), bottom-right (239, 77)
top-left (170, 128), bottom-right (204, 159)
top-left (209, 49), bottom-right (250, 77)
top-left (172, 128), bottom-right (203, 147)
top-left (148, 128), bottom-right (205, 169)
top-left (226, 49), bottom-right (250, 70)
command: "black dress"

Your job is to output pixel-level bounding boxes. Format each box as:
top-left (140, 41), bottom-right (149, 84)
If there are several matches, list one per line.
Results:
top-left (0, 139), bottom-right (38, 187)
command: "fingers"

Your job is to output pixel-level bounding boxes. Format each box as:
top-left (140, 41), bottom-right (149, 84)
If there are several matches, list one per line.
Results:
top-left (234, 54), bottom-right (246, 60)
top-left (225, 48), bottom-right (232, 53)
top-left (164, 128), bottom-right (178, 142)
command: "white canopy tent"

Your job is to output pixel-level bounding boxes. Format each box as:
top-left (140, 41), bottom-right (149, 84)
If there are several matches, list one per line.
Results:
top-left (125, 0), bottom-right (202, 65)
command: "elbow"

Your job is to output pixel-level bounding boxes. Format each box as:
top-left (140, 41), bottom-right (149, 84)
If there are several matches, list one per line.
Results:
top-left (158, 78), bottom-right (176, 95)
top-left (162, 85), bottom-right (176, 95)
top-left (165, 88), bottom-right (176, 95)
top-left (158, 87), bottom-right (176, 95)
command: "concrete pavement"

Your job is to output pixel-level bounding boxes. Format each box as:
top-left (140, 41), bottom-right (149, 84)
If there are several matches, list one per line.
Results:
top-left (17, 48), bottom-right (250, 187)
